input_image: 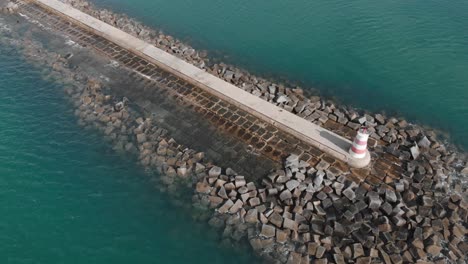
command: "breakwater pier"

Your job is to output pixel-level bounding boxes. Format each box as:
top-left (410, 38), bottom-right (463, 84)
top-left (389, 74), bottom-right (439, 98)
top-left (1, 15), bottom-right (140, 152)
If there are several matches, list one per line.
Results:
top-left (15, 0), bottom-right (369, 170)
top-left (1, 0), bottom-right (467, 263)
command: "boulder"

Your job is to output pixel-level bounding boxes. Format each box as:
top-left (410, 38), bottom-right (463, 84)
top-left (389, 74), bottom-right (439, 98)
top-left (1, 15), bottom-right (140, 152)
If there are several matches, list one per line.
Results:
top-left (392, 215), bottom-right (406, 227)
top-left (124, 142), bottom-right (137, 153)
top-left (368, 193), bottom-right (382, 210)
top-left (177, 167), bottom-right (189, 178)
top-left (283, 218), bottom-right (298, 231)
top-left (228, 199), bottom-right (243, 214)
top-left (209, 166), bottom-right (222, 177)
top-left (287, 252), bottom-right (302, 264)
top-left (276, 94), bottom-right (290, 104)
top-left (308, 242), bottom-right (318, 255)
top-left (166, 166), bottom-right (177, 177)
top-left (426, 245), bottom-right (442, 256)
top-left (224, 182), bottom-right (235, 191)
top-left (286, 154), bottom-right (300, 164)
top-left (314, 259), bottom-right (328, 264)
top-left (460, 166), bottom-right (468, 176)
top-left (240, 192), bottom-right (250, 203)
top-left (248, 197), bottom-right (261, 207)
top-left (195, 163), bottom-right (205, 173)
top-left (385, 189), bottom-right (397, 203)
top-left (235, 178), bottom-right (246, 188)
top-left (356, 257), bottom-right (371, 264)
top-left (418, 136), bottom-right (431, 148)
top-left (245, 208), bottom-right (258, 223)
top-left (395, 182), bottom-right (405, 192)
top-left (136, 133), bottom-right (147, 144)
top-left (380, 202), bottom-right (393, 215)
top-left (5, 2), bottom-right (19, 13)
top-left (114, 101), bottom-right (124, 112)
top-left (375, 114), bottom-right (385, 124)
top-left (217, 186), bottom-right (228, 199)
top-left (410, 144), bottom-right (420, 160)
top-left (156, 145), bottom-right (167, 156)
top-left (353, 243), bottom-right (365, 259)
top-left (286, 180), bottom-right (300, 191)
top-left (268, 212), bottom-right (284, 228)
top-left (314, 170), bottom-right (325, 187)
top-left (333, 254), bottom-right (345, 264)
top-left (268, 84), bottom-right (277, 94)
top-left (196, 182), bottom-right (211, 193)
top-left (276, 229), bottom-right (289, 244)
top-left (267, 188), bottom-right (278, 196)
top-left (260, 224), bottom-right (276, 238)
top-left (315, 246), bottom-right (326, 258)
top-left (343, 188), bottom-right (356, 201)
top-left (280, 190), bottom-right (292, 201)
top-left (249, 238), bottom-right (263, 250)
top-left (316, 160), bottom-right (330, 171)
top-left (208, 196), bottom-right (224, 207)
top-left (218, 199), bottom-right (234, 214)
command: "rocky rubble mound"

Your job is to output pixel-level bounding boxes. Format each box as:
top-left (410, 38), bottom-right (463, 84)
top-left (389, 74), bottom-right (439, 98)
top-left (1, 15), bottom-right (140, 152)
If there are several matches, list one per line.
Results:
top-left (38, 47), bottom-right (468, 262)
top-left (68, 70), bottom-right (206, 199)
top-left (195, 154), bottom-right (467, 263)
top-left (66, 59), bottom-right (466, 263)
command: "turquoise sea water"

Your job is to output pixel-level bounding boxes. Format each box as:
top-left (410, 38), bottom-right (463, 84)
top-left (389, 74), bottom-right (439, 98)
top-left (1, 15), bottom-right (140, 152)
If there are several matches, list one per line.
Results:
top-left (93, 0), bottom-right (468, 150)
top-left (0, 46), bottom-right (256, 263)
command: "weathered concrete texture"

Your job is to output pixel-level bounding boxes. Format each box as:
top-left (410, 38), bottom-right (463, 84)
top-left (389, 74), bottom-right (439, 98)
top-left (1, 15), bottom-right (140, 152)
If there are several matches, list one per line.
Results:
top-left (26, 0), bottom-right (371, 169)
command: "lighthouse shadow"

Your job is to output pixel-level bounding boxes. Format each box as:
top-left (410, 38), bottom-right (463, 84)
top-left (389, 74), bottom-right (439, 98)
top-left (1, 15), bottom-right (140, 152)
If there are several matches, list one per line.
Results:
top-left (318, 130), bottom-right (351, 152)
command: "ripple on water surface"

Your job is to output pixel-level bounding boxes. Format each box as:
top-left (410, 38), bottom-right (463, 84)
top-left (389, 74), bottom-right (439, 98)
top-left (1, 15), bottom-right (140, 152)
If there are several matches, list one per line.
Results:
top-left (0, 46), bottom-right (256, 263)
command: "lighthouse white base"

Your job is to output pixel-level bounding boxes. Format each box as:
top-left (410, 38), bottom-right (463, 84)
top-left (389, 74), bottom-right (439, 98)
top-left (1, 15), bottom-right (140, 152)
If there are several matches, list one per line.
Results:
top-left (347, 150), bottom-right (371, 169)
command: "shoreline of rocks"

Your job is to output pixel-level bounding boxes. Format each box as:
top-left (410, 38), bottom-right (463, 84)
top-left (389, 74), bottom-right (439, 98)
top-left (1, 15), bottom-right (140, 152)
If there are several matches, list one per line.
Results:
top-left (2, 2), bottom-right (467, 263)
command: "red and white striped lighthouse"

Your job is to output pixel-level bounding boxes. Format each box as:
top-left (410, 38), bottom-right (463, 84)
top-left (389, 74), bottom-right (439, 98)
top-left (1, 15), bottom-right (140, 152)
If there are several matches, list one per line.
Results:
top-left (349, 127), bottom-right (370, 159)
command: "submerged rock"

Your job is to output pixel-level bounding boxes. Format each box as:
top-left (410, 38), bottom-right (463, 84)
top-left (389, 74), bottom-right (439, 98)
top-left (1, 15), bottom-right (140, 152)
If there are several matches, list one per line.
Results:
top-left (209, 166), bottom-right (222, 178)
top-left (2, 2), bottom-right (19, 13)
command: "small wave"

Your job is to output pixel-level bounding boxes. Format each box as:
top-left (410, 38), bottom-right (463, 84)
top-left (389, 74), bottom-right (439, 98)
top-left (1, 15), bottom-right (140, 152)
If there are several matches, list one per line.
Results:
top-left (18, 12), bottom-right (53, 32)
top-left (65, 38), bottom-right (82, 48)
top-left (105, 60), bottom-right (120, 68)
top-left (99, 75), bottom-right (110, 82)
top-left (87, 192), bottom-right (103, 198)
top-left (0, 18), bottom-right (11, 33)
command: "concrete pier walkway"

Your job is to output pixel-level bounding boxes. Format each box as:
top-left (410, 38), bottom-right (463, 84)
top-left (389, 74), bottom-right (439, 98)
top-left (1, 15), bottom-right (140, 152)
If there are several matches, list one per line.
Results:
top-left (27, 0), bottom-right (370, 168)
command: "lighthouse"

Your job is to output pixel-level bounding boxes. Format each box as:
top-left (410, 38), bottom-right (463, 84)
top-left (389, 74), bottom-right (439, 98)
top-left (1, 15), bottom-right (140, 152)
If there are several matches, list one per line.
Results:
top-left (349, 127), bottom-right (370, 159)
